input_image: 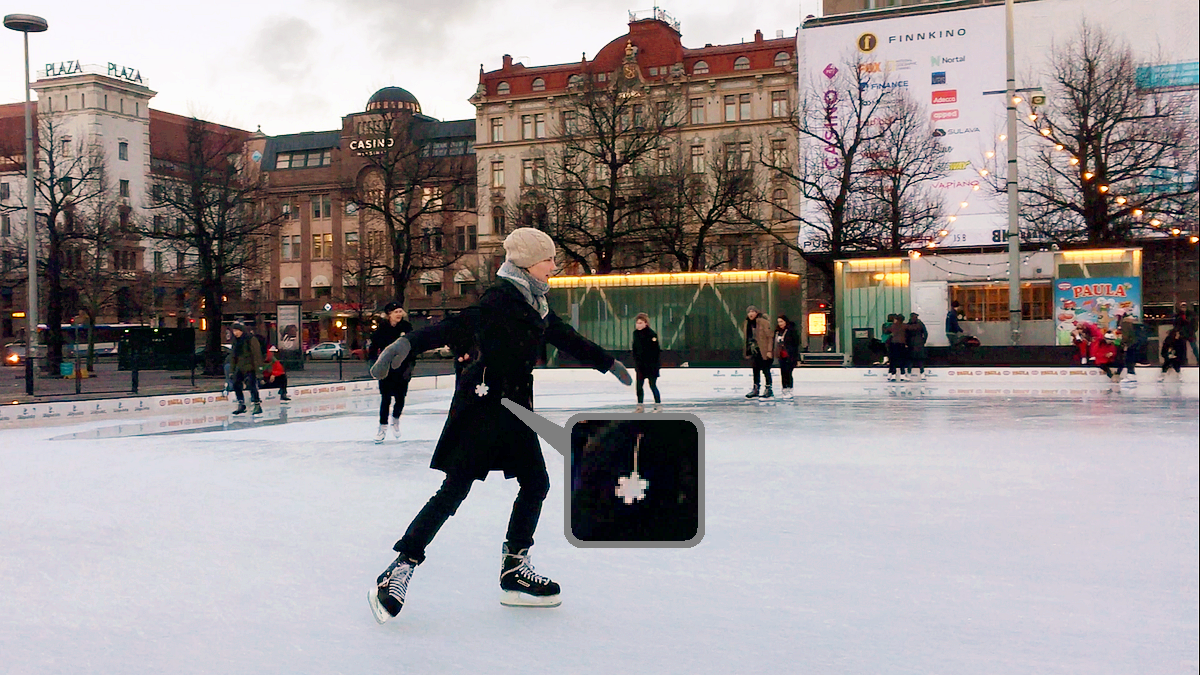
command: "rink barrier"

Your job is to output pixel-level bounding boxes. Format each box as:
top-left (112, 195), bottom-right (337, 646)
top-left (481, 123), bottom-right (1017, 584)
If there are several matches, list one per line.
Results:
top-left (2, 366), bottom-right (1195, 428)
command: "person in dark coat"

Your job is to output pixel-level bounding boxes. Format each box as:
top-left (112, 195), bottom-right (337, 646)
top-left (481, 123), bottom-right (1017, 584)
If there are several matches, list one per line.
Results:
top-left (744, 306), bottom-right (774, 398)
top-left (946, 301), bottom-right (965, 347)
top-left (884, 314), bottom-right (909, 381)
top-left (228, 321), bottom-right (263, 415)
top-left (1172, 302), bottom-right (1198, 363)
top-left (632, 312), bottom-right (662, 412)
top-left (1160, 328), bottom-right (1187, 380)
top-left (367, 301), bottom-right (414, 443)
top-left (773, 315), bottom-right (800, 398)
top-left (906, 312), bottom-right (929, 381)
top-left (366, 227), bottom-right (632, 624)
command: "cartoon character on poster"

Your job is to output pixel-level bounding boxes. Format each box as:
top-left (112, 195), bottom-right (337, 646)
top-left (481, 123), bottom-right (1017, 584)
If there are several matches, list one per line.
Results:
top-left (1054, 278), bottom-right (1141, 345)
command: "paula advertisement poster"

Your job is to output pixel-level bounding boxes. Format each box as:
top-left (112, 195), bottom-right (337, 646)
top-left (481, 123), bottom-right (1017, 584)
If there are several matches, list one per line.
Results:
top-left (1053, 277), bottom-right (1142, 345)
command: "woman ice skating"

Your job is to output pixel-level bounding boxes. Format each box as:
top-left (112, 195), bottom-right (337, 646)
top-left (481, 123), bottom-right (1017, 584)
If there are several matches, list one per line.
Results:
top-left (774, 315), bottom-right (799, 398)
top-left (1160, 328), bottom-right (1187, 381)
top-left (368, 301), bottom-right (413, 443)
top-left (744, 306), bottom-right (773, 398)
top-left (906, 313), bottom-right (929, 381)
top-left (366, 227), bottom-right (632, 623)
top-left (632, 312), bottom-right (661, 412)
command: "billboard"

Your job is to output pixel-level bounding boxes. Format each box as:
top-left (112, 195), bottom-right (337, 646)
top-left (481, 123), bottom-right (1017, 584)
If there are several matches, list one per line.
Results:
top-left (1052, 277), bottom-right (1142, 345)
top-left (801, 5), bottom-right (1006, 249)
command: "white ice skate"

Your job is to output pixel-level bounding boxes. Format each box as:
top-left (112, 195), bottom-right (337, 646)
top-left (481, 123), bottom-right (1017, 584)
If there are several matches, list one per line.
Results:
top-left (390, 417), bottom-right (401, 440)
top-left (634, 404), bottom-right (645, 413)
top-left (374, 425), bottom-right (387, 444)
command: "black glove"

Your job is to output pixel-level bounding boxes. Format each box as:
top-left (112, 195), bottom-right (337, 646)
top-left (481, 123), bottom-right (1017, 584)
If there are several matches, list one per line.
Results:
top-left (370, 336), bottom-right (411, 379)
top-left (609, 360), bottom-right (632, 386)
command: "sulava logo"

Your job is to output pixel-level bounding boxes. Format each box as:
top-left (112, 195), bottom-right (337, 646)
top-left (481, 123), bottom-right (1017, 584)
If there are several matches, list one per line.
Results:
top-left (931, 109), bottom-right (959, 121)
top-left (932, 128), bottom-right (947, 137)
top-left (932, 90), bottom-right (957, 104)
top-left (945, 127), bottom-right (980, 135)
top-left (932, 71), bottom-right (946, 85)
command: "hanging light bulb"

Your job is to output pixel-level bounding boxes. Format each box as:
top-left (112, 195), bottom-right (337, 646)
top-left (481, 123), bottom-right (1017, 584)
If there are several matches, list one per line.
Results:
top-left (972, 184), bottom-right (981, 191)
top-left (979, 169), bottom-right (989, 176)
top-left (939, 229), bottom-right (949, 237)
top-left (1012, 96), bottom-right (1022, 104)
top-left (1040, 128), bottom-right (1051, 135)
top-left (1029, 113), bottom-right (1038, 121)
top-left (948, 216), bottom-right (957, 222)
top-left (1150, 219), bottom-right (1162, 226)
top-left (1098, 185), bottom-right (1109, 193)
top-left (960, 201), bottom-right (969, 208)
top-left (1189, 235), bottom-right (1198, 244)
top-left (910, 250), bottom-right (922, 259)
top-left (985, 151), bottom-right (995, 158)
top-left (1170, 227), bottom-right (1181, 236)
top-left (1069, 157), bottom-right (1080, 165)
top-left (1055, 144), bottom-right (1064, 151)
top-left (1115, 196), bottom-right (1127, 205)
top-left (998, 134), bottom-right (1007, 141)
top-left (1132, 209), bottom-right (1143, 217)
top-left (1083, 172), bottom-right (1094, 180)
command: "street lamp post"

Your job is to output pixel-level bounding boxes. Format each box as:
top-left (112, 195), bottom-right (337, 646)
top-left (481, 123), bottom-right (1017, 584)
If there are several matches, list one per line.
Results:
top-left (1004, 0), bottom-right (1021, 346)
top-left (5, 13), bottom-right (48, 396)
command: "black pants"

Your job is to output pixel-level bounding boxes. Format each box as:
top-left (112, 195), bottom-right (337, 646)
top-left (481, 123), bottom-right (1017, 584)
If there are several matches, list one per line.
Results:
top-left (1162, 357), bottom-right (1182, 374)
top-left (232, 370), bottom-right (260, 403)
top-left (394, 465), bottom-right (550, 564)
top-left (636, 374), bottom-right (661, 404)
top-left (379, 376), bottom-right (410, 424)
top-left (263, 374), bottom-right (287, 397)
top-left (751, 355), bottom-right (773, 387)
top-left (887, 343), bottom-right (909, 375)
top-left (779, 359), bottom-right (795, 389)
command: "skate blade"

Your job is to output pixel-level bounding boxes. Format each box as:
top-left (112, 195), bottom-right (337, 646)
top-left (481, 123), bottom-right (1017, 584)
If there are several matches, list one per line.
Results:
top-left (368, 588), bottom-right (393, 624)
top-left (500, 590), bottom-right (561, 608)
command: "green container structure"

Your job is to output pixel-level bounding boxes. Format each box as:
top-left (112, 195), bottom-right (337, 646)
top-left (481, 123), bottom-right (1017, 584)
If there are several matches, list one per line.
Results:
top-left (547, 271), bottom-right (802, 367)
top-left (834, 257), bottom-right (911, 356)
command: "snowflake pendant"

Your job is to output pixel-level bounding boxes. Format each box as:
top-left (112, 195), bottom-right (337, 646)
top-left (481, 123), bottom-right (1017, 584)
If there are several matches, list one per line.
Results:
top-left (615, 471), bottom-right (648, 505)
top-left (475, 382), bottom-right (490, 397)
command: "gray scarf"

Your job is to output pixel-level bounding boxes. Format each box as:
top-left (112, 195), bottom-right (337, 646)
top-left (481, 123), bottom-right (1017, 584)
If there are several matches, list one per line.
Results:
top-left (497, 260), bottom-right (550, 318)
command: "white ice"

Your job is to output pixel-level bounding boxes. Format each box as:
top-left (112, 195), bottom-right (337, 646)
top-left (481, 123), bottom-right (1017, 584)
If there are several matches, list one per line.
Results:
top-left (2, 374), bottom-right (1197, 675)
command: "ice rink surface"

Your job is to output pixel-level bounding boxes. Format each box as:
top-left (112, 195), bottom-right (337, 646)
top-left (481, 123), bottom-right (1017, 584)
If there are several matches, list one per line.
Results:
top-left (3, 375), bottom-right (1198, 675)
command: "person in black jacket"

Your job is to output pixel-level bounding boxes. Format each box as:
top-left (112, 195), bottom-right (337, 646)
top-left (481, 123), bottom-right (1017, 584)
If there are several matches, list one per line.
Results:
top-left (774, 315), bottom-right (800, 398)
top-left (366, 228), bottom-right (632, 623)
top-left (367, 301), bottom-right (413, 443)
top-left (632, 312), bottom-right (661, 412)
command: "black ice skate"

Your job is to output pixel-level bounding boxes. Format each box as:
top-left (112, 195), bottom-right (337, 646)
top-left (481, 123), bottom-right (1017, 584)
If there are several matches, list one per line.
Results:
top-left (745, 385), bottom-right (760, 399)
top-left (500, 544), bottom-right (561, 607)
top-left (232, 402), bottom-right (247, 415)
top-left (369, 554), bottom-right (417, 624)
top-left (761, 385), bottom-right (774, 399)
top-left (251, 401), bottom-right (263, 415)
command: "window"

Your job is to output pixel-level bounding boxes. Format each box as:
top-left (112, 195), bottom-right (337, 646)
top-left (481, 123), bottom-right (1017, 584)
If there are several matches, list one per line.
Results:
top-left (118, 205), bottom-right (131, 230)
top-left (274, 150), bottom-right (331, 169)
top-left (61, 138), bottom-right (72, 157)
top-left (656, 148), bottom-right (671, 175)
top-left (119, 180), bottom-right (130, 198)
top-left (421, 187), bottom-right (443, 210)
top-left (771, 139), bottom-right (788, 172)
top-left (950, 284), bottom-right (1053, 321)
top-left (771, 91), bottom-right (788, 118)
top-left (344, 231), bottom-right (359, 257)
top-left (459, 282), bottom-right (477, 296)
top-left (693, 61), bottom-right (709, 75)
top-left (118, 141), bottom-right (129, 161)
top-left (113, 250), bottom-right (137, 271)
top-left (734, 56), bottom-right (751, 71)
top-left (724, 95), bottom-right (737, 122)
top-left (177, 252), bottom-right (186, 271)
top-left (596, 73), bottom-right (607, 82)
top-left (153, 215), bottom-right (164, 235)
top-left (739, 93), bottom-right (752, 120)
top-left (291, 235), bottom-right (301, 259)
top-left (283, 288), bottom-right (300, 300)
top-left (490, 118), bottom-right (504, 142)
top-left (175, 218), bottom-right (185, 237)
top-left (687, 145), bottom-right (703, 174)
top-left (314, 285), bottom-right (331, 299)
top-left (152, 184), bottom-right (165, 203)
top-left (1, 213), bottom-right (9, 237)
top-left (562, 110), bottom-right (577, 134)
top-left (535, 113), bottom-right (546, 138)
top-left (281, 235), bottom-right (291, 261)
top-left (289, 202), bottom-right (299, 219)
top-left (0, 182), bottom-right (8, 200)
top-left (568, 74), bottom-right (584, 88)
top-left (532, 78), bottom-right (545, 92)
top-left (772, 244), bottom-right (789, 270)
top-left (492, 206), bottom-right (506, 234)
top-left (774, 52), bottom-right (790, 68)
top-left (690, 98), bottom-right (706, 124)
top-left (522, 115), bottom-right (533, 140)
top-left (422, 227), bottom-right (443, 253)
top-left (312, 195), bottom-right (332, 219)
top-left (727, 244), bottom-right (752, 270)
top-left (456, 225), bottom-right (477, 251)
top-left (154, 251), bottom-right (163, 272)
top-left (523, 159), bottom-right (535, 185)
top-left (772, 188), bottom-right (789, 220)
top-left (491, 161), bottom-right (505, 188)
top-left (497, 81), bottom-right (510, 95)
top-left (424, 283), bottom-right (442, 296)
top-left (724, 141), bottom-right (752, 171)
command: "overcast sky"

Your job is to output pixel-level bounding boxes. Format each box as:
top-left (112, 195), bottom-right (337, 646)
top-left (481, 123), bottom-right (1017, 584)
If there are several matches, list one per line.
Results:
top-left (3, 1), bottom-right (821, 135)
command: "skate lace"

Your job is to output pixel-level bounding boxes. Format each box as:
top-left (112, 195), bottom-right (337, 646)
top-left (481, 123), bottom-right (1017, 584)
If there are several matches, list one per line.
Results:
top-left (509, 554), bottom-right (551, 586)
top-left (382, 559), bottom-right (414, 600)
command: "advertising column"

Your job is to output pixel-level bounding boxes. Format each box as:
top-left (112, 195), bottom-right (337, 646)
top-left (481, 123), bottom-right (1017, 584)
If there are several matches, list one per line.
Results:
top-left (276, 301), bottom-right (303, 370)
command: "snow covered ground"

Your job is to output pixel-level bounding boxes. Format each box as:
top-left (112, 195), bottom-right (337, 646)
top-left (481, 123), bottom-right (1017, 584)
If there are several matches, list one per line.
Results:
top-left (2, 376), bottom-right (1197, 675)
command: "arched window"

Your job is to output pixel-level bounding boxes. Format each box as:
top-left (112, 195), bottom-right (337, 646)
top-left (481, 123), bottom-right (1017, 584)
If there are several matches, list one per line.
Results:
top-left (774, 52), bottom-right (790, 68)
top-left (492, 206), bottom-right (506, 234)
top-left (568, 74), bottom-right (584, 87)
top-left (693, 61), bottom-right (709, 75)
top-left (734, 56), bottom-right (751, 71)
top-left (532, 78), bottom-right (545, 92)
top-left (497, 81), bottom-right (510, 95)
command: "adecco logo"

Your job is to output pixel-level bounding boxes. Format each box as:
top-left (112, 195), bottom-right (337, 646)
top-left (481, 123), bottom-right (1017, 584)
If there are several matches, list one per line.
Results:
top-left (1058, 281), bottom-right (1073, 291)
top-left (931, 109), bottom-right (959, 121)
top-left (932, 90), bottom-right (957, 105)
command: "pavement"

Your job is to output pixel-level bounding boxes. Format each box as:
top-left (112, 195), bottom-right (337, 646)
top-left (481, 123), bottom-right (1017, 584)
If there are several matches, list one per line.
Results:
top-left (1, 356), bottom-right (458, 404)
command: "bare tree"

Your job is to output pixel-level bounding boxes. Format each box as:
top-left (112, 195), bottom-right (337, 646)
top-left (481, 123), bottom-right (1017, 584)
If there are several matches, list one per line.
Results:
top-left (332, 221), bottom-right (390, 348)
top-left (344, 110), bottom-right (475, 305)
top-left (60, 163), bottom-right (124, 370)
top-left (143, 117), bottom-right (280, 375)
top-left (530, 62), bottom-right (687, 273)
top-left (860, 94), bottom-right (950, 253)
top-left (0, 111), bottom-right (107, 371)
top-left (1015, 23), bottom-right (1198, 245)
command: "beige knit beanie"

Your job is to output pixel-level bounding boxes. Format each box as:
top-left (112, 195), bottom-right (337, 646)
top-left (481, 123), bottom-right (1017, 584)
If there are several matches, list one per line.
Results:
top-left (504, 227), bottom-right (556, 268)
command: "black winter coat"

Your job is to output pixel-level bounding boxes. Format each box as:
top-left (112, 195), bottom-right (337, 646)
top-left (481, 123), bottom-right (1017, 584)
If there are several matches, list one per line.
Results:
top-left (405, 279), bottom-right (616, 481)
top-left (369, 320), bottom-right (414, 381)
top-left (632, 327), bottom-right (661, 377)
top-left (774, 323), bottom-right (800, 364)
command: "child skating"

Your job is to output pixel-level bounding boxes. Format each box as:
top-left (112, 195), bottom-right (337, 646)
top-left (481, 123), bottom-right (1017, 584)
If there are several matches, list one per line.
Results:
top-left (366, 228), bottom-right (631, 622)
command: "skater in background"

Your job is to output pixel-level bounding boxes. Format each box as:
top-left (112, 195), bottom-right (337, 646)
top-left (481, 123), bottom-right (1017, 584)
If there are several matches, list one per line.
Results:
top-left (262, 346), bottom-right (290, 401)
top-left (1160, 328), bottom-right (1187, 380)
top-left (946, 301), bottom-right (965, 347)
top-left (884, 314), bottom-right (910, 381)
top-left (229, 321), bottom-right (263, 415)
top-left (1173, 302), bottom-right (1198, 363)
top-left (366, 227), bottom-right (631, 624)
top-left (1119, 313), bottom-right (1148, 381)
top-left (744, 306), bottom-right (773, 398)
top-left (1093, 331), bottom-right (1121, 382)
top-left (368, 302), bottom-right (413, 443)
top-left (906, 312), bottom-right (929, 381)
top-left (774, 315), bottom-right (799, 398)
top-left (632, 312), bottom-right (661, 412)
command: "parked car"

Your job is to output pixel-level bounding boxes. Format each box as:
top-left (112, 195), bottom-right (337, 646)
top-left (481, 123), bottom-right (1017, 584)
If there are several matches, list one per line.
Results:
top-left (3, 343), bottom-right (45, 366)
top-left (350, 347), bottom-right (367, 360)
top-left (305, 342), bottom-right (345, 360)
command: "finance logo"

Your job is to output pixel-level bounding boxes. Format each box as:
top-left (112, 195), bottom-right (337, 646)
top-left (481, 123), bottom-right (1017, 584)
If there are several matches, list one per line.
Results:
top-left (932, 90), bottom-right (958, 105)
top-left (858, 33), bottom-right (878, 53)
top-left (931, 71), bottom-right (946, 85)
top-left (931, 109), bottom-right (959, 121)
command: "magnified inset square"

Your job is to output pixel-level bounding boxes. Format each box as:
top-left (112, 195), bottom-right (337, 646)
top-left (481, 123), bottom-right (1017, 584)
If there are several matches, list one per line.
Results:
top-left (567, 416), bottom-right (703, 547)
